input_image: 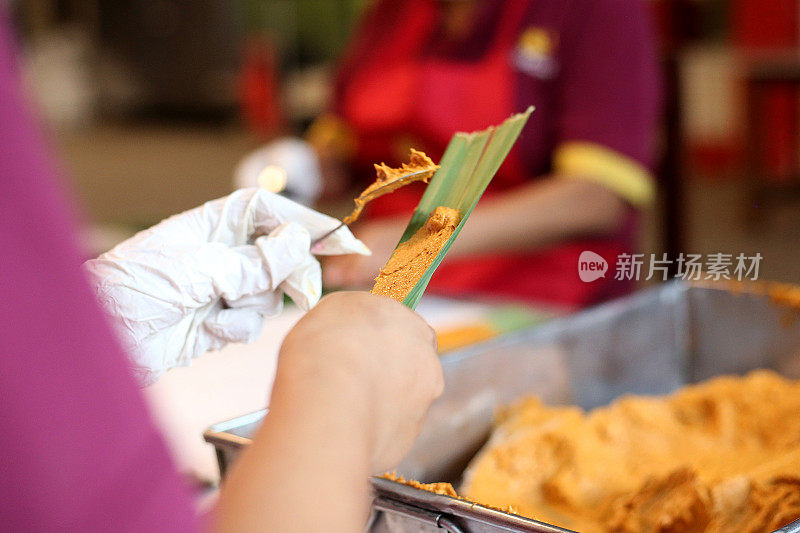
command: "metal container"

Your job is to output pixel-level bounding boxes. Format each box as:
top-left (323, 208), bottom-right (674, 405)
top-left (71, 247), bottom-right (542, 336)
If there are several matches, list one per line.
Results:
top-left (204, 281), bottom-right (800, 532)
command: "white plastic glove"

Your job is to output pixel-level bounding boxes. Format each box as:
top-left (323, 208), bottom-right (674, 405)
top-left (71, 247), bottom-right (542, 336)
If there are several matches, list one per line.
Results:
top-left (85, 188), bottom-right (370, 386)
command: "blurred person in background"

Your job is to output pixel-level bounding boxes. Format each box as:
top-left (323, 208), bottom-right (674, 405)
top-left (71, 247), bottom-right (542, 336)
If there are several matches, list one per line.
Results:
top-left (317, 0), bottom-right (661, 308)
top-left (0, 8), bottom-right (443, 531)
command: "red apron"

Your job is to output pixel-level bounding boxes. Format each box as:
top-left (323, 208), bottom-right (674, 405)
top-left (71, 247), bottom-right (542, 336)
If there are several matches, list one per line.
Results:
top-left (339, 0), bottom-right (630, 308)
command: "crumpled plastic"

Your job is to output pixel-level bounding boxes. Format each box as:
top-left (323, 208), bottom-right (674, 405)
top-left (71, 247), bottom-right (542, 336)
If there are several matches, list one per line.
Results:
top-left (85, 188), bottom-right (370, 386)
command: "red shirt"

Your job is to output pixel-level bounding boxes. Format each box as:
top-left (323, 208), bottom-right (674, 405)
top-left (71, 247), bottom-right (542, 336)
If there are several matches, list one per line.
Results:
top-left (334, 0), bottom-right (661, 308)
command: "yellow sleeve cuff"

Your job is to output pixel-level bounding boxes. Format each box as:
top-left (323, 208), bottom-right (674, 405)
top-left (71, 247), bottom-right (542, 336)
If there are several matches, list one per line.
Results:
top-left (553, 142), bottom-right (656, 208)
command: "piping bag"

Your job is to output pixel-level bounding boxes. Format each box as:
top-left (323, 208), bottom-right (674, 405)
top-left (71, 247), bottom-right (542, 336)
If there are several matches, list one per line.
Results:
top-left (377, 107), bottom-right (533, 310)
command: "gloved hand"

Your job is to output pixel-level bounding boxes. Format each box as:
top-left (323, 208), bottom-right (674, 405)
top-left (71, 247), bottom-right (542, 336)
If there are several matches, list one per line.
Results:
top-left (85, 188), bottom-right (370, 386)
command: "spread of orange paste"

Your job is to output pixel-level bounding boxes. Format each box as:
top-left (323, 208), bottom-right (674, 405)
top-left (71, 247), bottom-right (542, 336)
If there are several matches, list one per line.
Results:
top-left (343, 149), bottom-right (439, 226)
top-left (371, 206), bottom-right (461, 302)
top-left (458, 370), bottom-right (800, 532)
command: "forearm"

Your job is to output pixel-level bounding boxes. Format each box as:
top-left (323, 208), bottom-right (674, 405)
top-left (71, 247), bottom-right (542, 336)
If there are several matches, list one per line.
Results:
top-left (215, 358), bottom-right (372, 532)
top-left (449, 176), bottom-right (629, 257)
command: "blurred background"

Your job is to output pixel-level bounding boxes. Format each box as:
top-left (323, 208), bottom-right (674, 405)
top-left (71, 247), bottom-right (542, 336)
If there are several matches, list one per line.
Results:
top-left (11, 0), bottom-right (800, 283)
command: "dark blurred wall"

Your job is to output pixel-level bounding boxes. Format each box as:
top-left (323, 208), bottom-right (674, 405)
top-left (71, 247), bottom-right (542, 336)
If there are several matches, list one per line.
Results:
top-left (98, 0), bottom-right (240, 112)
top-left (95, 0), bottom-right (368, 114)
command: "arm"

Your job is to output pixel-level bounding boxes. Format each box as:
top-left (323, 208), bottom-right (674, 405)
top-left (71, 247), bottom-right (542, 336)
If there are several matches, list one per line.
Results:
top-left (215, 353), bottom-right (372, 532)
top-left (216, 292), bottom-right (442, 532)
top-left (0, 11), bottom-right (201, 530)
top-left (449, 177), bottom-right (627, 257)
top-left (462, 0), bottom-right (660, 259)
top-left (460, 0), bottom-right (660, 257)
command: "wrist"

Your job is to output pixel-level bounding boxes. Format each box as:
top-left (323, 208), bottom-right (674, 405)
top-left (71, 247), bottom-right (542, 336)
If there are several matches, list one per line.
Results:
top-left (270, 343), bottom-right (377, 454)
top-left (219, 352), bottom-right (374, 532)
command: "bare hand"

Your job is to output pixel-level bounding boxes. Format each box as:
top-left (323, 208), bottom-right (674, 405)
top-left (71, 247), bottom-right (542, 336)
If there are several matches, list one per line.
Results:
top-left (279, 291), bottom-right (443, 472)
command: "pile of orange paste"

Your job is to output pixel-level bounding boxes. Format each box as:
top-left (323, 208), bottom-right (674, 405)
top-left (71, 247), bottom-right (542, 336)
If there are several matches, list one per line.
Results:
top-left (446, 370), bottom-right (800, 532)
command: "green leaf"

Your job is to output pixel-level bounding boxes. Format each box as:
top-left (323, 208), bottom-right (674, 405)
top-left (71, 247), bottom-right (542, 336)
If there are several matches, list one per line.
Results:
top-left (395, 107), bottom-right (534, 309)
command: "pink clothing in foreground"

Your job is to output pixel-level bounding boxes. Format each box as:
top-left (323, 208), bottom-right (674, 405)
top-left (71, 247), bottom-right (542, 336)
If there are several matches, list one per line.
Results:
top-left (0, 13), bottom-right (200, 532)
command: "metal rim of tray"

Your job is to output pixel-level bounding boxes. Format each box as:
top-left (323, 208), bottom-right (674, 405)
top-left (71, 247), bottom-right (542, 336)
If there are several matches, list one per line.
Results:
top-left (370, 477), bottom-right (576, 533)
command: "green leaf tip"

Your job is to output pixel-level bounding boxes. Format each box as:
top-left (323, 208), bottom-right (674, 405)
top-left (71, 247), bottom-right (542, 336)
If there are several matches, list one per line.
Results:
top-left (387, 107), bottom-right (534, 309)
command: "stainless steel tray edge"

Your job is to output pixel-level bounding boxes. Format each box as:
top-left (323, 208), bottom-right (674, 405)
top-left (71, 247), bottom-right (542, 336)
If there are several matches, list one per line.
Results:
top-left (370, 478), bottom-right (576, 533)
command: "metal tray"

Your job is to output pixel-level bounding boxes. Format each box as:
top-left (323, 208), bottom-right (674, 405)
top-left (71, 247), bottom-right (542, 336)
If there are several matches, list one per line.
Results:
top-left (204, 281), bottom-right (800, 532)
top-left (368, 477), bottom-right (574, 533)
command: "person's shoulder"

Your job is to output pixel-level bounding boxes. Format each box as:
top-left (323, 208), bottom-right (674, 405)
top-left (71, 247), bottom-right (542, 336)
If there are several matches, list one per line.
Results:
top-left (528, 0), bottom-right (639, 25)
top-left (557, 0), bottom-right (649, 32)
top-left (563, 0), bottom-right (648, 17)
top-left (580, 0), bottom-right (647, 8)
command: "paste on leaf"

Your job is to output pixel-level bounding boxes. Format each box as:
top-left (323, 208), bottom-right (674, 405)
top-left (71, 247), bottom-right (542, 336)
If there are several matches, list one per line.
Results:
top-left (371, 206), bottom-right (461, 302)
